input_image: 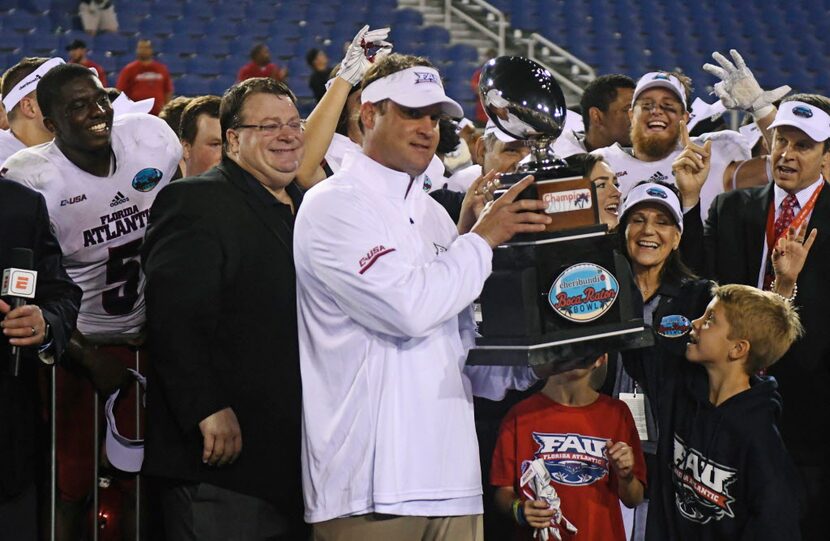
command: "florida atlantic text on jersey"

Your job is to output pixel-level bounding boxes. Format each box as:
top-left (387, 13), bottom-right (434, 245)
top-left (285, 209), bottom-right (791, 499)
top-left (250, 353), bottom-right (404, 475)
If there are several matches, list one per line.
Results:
top-left (1, 113), bottom-right (181, 336)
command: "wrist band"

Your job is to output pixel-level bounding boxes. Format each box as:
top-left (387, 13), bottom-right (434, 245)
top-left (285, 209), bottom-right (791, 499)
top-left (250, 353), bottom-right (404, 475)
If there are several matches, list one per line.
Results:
top-left (512, 498), bottom-right (528, 526)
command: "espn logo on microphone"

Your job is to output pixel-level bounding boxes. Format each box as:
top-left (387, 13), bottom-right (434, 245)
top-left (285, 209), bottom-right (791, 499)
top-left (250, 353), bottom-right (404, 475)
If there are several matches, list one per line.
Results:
top-left (1, 268), bottom-right (37, 298)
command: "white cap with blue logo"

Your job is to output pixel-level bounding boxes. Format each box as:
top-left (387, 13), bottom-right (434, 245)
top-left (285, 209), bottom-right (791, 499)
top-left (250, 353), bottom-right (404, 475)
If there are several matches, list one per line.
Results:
top-left (769, 100), bottom-right (830, 143)
top-left (632, 72), bottom-right (687, 110)
top-left (619, 181), bottom-right (684, 233)
top-left (361, 66), bottom-right (464, 118)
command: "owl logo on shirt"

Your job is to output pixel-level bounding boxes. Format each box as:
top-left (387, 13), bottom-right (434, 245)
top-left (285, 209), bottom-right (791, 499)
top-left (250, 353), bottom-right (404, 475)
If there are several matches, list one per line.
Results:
top-left (532, 433), bottom-right (610, 486)
top-left (672, 435), bottom-right (737, 524)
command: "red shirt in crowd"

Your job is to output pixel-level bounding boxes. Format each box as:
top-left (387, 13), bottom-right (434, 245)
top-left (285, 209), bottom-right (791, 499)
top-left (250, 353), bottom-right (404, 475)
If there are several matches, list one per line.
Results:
top-left (116, 60), bottom-right (173, 115)
top-left (71, 58), bottom-right (107, 86)
top-left (491, 393), bottom-right (647, 541)
top-left (237, 62), bottom-right (286, 82)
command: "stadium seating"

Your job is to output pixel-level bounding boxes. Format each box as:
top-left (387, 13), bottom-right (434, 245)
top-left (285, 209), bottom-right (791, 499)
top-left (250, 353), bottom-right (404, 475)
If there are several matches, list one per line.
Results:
top-left (1, 0), bottom-right (825, 119)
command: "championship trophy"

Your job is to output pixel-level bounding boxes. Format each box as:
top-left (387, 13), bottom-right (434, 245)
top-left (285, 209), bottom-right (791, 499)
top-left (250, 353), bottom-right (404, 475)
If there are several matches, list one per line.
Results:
top-left (467, 56), bottom-right (652, 369)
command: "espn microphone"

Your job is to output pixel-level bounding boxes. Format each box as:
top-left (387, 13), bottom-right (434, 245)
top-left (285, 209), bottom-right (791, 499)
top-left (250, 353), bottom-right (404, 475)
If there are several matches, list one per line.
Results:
top-left (1, 248), bottom-right (37, 377)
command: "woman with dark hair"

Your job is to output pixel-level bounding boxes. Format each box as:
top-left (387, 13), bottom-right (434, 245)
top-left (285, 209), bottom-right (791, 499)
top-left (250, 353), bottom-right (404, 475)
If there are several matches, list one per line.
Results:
top-left (306, 48), bottom-right (330, 103)
top-left (607, 179), bottom-right (713, 539)
top-left (568, 153), bottom-right (623, 229)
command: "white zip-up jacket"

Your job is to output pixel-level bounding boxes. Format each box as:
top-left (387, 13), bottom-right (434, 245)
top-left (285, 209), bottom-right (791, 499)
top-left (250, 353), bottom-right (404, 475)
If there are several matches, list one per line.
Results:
top-left (295, 149), bottom-right (536, 523)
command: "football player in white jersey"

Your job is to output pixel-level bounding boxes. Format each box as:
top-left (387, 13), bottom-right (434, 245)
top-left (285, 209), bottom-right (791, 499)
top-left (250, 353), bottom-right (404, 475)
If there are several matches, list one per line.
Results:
top-left (0, 57), bottom-right (64, 163)
top-left (593, 65), bottom-right (780, 221)
top-left (552, 74), bottom-right (635, 159)
top-left (0, 62), bottom-right (181, 539)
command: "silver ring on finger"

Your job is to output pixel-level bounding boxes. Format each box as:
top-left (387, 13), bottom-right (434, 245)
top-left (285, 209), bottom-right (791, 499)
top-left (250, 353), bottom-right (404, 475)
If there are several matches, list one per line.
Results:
top-left (31, 326), bottom-right (37, 336)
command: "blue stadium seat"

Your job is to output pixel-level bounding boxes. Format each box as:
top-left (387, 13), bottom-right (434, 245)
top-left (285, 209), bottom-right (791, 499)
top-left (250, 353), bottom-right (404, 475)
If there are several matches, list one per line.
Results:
top-left (0, 1), bottom-right (19, 14)
top-left (421, 26), bottom-right (451, 44)
top-left (163, 38), bottom-right (199, 57)
top-left (209, 77), bottom-right (234, 96)
top-left (200, 40), bottom-right (230, 59)
top-left (96, 54), bottom-right (117, 74)
top-left (138, 17), bottom-right (175, 39)
top-left (0, 33), bottom-right (22, 54)
top-left (243, 4), bottom-right (278, 24)
top-left (5, 10), bottom-right (49, 33)
top-left (187, 56), bottom-right (221, 78)
top-left (181, 3), bottom-right (213, 22)
top-left (205, 20), bottom-right (241, 41)
top-left (364, 6), bottom-right (395, 28)
top-left (152, 3), bottom-right (183, 21)
top-left (395, 9), bottom-right (424, 26)
top-left (177, 75), bottom-right (213, 97)
top-left (19, 0), bottom-right (49, 14)
top-left (172, 19), bottom-right (207, 39)
top-left (23, 31), bottom-right (59, 56)
top-left (94, 34), bottom-right (131, 56)
top-left (448, 44), bottom-right (478, 63)
top-left (212, 4), bottom-right (246, 23)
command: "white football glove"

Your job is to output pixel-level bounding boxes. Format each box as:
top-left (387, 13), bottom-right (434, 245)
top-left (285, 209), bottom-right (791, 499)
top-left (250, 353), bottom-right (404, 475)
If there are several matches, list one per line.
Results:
top-left (702, 49), bottom-right (790, 119)
top-left (336, 25), bottom-right (393, 86)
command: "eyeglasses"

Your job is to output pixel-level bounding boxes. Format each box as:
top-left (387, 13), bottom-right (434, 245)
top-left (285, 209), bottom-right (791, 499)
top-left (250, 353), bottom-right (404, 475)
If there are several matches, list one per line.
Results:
top-left (234, 119), bottom-right (306, 134)
top-left (635, 101), bottom-right (682, 116)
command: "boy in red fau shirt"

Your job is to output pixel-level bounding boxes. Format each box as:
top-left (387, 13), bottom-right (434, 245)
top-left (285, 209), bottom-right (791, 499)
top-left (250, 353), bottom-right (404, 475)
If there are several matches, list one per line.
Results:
top-left (491, 352), bottom-right (646, 540)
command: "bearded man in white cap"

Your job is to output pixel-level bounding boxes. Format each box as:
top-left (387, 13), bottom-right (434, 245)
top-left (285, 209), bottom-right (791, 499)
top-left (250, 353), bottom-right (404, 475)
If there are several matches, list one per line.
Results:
top-left (676, 93), bottom-right (830, 540)
top-left (294, 53), bottom-right (553, 540)
top-left (0, 57), bottom-right (64, 163)
top-left (593, 56), bottom-right (787, 222)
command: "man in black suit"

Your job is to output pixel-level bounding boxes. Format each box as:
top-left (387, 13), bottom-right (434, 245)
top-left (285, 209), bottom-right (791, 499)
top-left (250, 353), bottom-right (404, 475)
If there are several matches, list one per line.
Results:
top-left (0, 180), bottom-right (81, 541)
top-left (141, 78), bottom-right (306, 540)
top-left (677, 94), bottom-right (830, 539)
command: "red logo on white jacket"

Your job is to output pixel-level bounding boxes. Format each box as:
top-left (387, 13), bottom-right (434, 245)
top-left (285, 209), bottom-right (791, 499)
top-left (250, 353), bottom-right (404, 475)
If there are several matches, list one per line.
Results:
top-left (358, 245), bottom-right (396, 275)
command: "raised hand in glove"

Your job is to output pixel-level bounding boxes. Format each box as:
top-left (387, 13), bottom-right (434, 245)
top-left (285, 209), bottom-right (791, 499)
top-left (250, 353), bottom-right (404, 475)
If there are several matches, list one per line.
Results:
top-left (336, 25), bottom-right (393, 86)
top-left (703, 49), bottom-right (790, 119)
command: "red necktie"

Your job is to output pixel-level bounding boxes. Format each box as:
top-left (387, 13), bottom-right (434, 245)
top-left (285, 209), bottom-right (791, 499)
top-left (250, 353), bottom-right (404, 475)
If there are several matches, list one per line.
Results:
top-left (763, 194), bottom-right (799, 290)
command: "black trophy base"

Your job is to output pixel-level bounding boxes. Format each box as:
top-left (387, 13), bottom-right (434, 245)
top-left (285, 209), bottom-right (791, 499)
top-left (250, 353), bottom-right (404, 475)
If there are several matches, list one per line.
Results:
top-left (467, 320), bottom-right (653, 368)
top-left (466, 229), bottom-right (653, 369)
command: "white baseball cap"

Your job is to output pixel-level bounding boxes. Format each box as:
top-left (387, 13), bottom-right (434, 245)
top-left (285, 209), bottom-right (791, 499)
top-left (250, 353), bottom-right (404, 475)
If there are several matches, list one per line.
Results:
top-left (632, 72), bottom-right (687, 110)
top-left (484, 119), bottom-right (516, 142)
top-left (619, 182), bottom-right (684, 233)
top-left (361, 66), bottom-right (464, 118)
top-left (769, 100), bottom-right (830, 142)
top-left (104, 369), bottom-right (146, 473)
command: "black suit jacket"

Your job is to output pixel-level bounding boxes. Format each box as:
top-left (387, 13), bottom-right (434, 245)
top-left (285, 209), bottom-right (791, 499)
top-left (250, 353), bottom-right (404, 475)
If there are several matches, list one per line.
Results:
top-left (703, 181), bottom-right (830, 465)
top-left (0, 180), bottom-right (81, 501)
top-left (141, 158), bottom-right (302, 511)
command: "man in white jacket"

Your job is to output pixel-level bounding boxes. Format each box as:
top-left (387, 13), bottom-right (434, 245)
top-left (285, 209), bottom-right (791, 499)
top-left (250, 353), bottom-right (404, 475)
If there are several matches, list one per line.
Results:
top-left (294, 53), bottom-right (552, 540)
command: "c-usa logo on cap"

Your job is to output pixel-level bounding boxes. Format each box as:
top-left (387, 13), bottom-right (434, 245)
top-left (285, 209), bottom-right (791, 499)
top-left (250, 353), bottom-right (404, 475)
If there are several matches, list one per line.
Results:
top-left (646, 187), bottom-right (668, 198)
top-left (792, 105), bottom-right (813, 118)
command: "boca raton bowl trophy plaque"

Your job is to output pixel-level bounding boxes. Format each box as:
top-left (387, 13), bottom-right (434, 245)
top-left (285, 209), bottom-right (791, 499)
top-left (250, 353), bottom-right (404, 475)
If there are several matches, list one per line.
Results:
top-left (467, 56), bottom-right (652, 370)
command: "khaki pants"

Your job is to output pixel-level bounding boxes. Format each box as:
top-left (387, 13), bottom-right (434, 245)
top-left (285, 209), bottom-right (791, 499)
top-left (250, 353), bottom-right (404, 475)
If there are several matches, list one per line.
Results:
top-left (312, 513), bottom-right (483, 541)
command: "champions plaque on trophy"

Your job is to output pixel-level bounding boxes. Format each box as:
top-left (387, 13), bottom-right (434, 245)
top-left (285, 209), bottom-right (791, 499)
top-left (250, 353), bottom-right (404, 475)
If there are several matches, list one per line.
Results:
top-left (467, 56), bottom-right (652, 370)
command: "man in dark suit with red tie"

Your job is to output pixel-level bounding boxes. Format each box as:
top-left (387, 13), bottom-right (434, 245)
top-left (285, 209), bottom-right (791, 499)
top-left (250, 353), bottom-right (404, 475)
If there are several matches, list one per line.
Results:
top-left (690, 94), bottom-right (830, 539)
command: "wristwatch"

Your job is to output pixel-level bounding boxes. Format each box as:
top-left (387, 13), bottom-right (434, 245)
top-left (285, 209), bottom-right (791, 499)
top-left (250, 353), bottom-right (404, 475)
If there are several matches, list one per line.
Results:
top-left (37, 320), bottom-right (55, 365)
